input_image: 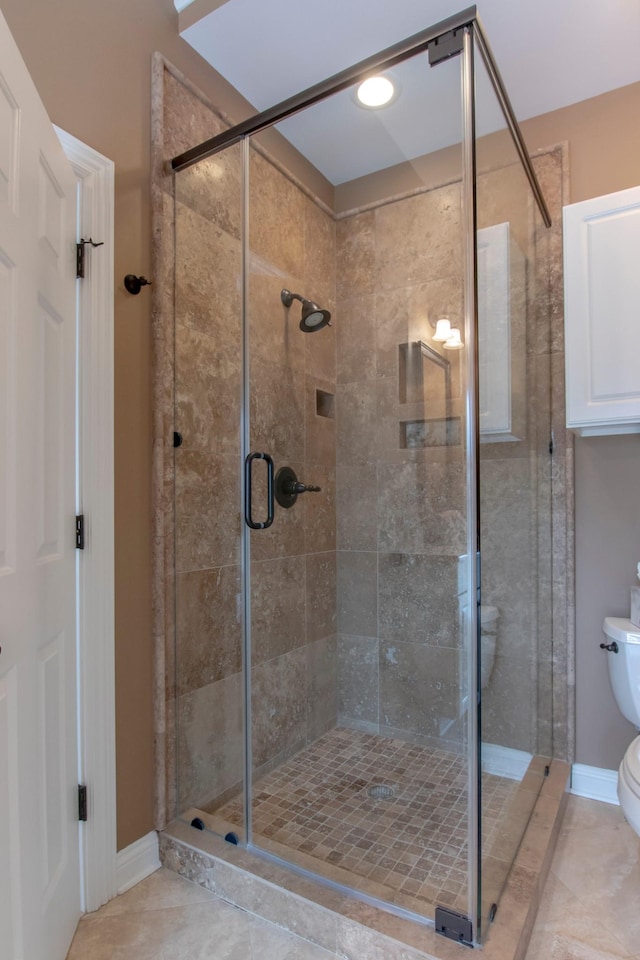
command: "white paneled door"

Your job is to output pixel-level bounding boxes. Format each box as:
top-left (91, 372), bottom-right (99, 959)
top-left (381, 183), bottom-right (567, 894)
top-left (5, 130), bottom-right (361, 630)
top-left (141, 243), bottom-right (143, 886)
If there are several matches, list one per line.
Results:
top-left (0, 11), bottom-right (80, 960)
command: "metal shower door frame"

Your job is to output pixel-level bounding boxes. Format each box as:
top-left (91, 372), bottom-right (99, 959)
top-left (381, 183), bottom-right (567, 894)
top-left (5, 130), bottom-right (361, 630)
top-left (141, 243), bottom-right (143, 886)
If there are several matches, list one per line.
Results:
top-left (169, 7), bottom-right (551, 233)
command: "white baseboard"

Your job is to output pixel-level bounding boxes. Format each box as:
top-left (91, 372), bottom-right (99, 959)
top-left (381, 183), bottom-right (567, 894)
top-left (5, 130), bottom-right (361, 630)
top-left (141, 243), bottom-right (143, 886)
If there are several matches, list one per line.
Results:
top-left (482, 742), bottom-right (533, 780)
top-left (570, 763), bottom-right (620, 805)
top-left (116, 831), bottom-right (161, 895)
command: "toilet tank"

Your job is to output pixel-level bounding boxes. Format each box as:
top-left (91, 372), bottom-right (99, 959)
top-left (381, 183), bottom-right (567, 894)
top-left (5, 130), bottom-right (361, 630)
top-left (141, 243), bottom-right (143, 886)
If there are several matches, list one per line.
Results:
top-left (603, 617), bottom-right (640, 727)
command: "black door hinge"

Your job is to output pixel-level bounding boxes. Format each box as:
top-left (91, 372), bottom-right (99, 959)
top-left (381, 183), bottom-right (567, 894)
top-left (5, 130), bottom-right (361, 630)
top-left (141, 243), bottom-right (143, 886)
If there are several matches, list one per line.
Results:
top-left (78, 784), bottom-right (88, 822)
top-left (76, 515), bottom-right (85, 550)
top-left (76, 238), bottom-right (104, 279)
top-left (435, 906), bottom-right (473, 946)
top-left (428, 27), bottom-right (465, 66)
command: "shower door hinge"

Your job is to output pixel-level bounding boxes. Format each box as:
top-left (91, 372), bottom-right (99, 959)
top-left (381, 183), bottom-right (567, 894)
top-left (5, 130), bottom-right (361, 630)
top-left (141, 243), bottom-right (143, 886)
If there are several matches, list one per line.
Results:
top-left (76, 238), bottom-right (104, 279)
top-left (78, 784), bottom-right (88, 822)
top-left (435, 906), bottom-right (473, 947)
top-left (428, 28), bottom-right (465, 66)
top-left (75, 515), bottom-right (85, 550)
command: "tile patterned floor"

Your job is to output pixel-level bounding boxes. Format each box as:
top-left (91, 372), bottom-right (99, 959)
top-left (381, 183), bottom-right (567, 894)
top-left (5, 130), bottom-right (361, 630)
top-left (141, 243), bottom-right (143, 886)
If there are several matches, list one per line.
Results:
top-left (65, 868), bottom-right (334, 960)
top-left (525, 797), bottom-right (640, 960)
top-left (213, 727), bottom-right (519, 913)
top-left (66, 796), bottom-right (640, 959)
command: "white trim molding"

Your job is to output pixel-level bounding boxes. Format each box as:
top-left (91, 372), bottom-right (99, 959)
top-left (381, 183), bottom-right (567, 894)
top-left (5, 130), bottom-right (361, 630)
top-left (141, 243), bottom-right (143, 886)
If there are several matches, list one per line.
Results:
top-left (571, 763), bottom-right (620, 805)
top-left (482, 743), bottom-right (533, 781)
top-left (55, 127), bottom-right (116, 914)
top-left (116, 832), bottom-right (161, 895)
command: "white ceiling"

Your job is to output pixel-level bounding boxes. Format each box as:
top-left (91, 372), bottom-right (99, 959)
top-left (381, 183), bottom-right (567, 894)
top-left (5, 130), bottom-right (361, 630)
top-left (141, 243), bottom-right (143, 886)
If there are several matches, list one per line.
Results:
top-left (177, 0), bottom-right (640, 184)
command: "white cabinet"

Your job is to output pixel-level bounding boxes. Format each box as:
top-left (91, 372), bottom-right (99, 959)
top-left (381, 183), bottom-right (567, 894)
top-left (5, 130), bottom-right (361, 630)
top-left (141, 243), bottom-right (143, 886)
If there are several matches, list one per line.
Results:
top-left (563, 185), bottom-right (640, 436)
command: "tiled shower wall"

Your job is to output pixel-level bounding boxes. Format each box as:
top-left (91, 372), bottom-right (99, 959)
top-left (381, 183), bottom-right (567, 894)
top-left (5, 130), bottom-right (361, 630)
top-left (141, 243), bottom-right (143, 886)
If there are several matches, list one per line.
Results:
top-left (156, 63), bottom-right (338, 815)
top-left (333, 149), bottom-right (566, 759)
top-left (334, 184), bottom-right (468, 747)
top-left (152, 57), bottom-right (571, 826)
top-left (476, 155), bottom-right (559, 758)
top-left (173, 127), bottom-right (244, 814)
top-left (245, 144), bottom-right (338, 780)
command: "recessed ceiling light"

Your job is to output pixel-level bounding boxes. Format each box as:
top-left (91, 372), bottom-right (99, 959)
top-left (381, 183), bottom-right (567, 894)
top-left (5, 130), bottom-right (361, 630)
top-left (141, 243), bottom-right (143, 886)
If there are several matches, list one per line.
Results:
top-left (356, 75), bottom-right (395, 108)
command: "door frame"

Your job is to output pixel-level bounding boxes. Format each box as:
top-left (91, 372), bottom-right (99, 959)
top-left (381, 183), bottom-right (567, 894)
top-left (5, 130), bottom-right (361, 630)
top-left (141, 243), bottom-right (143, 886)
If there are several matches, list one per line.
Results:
top-left (55, 127), bottom-right (116, 914)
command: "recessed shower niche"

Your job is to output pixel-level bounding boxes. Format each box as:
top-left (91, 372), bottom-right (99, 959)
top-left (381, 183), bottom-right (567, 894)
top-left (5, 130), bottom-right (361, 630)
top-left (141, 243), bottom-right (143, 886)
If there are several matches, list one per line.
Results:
top-left (152, 8), bottom-right (573, 954)
top-left (316, 388), bottom-right (335, 419)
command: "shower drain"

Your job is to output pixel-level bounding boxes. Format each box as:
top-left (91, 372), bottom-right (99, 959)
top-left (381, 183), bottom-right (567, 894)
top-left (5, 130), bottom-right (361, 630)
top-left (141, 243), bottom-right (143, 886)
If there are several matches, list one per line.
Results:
top-left (367, 783), bottom-right (396, 800)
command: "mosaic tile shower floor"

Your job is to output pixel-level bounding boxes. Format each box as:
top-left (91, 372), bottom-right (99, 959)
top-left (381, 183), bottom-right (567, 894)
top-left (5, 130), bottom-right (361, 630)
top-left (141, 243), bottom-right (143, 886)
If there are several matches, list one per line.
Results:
top-left (206, 727), bottom-right (520, 915)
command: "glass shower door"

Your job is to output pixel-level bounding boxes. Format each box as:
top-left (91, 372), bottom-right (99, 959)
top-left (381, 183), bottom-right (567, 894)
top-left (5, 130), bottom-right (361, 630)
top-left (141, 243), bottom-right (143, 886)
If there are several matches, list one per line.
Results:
top-left (473, 43), bottom-right (553, 937)
top-left (231, 45), bottom-right (477, 922)
top-left (244, 137), bottom-right (339, 828)
top-left (237, 132), bottom-right (341, 869)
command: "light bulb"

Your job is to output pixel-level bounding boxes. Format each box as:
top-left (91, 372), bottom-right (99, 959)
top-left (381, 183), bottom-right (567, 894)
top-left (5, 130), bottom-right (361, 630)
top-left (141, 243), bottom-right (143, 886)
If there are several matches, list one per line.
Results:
top-left (433, 318), bottom-right (452, 342)
top-left (356, 76), bottom-right (395, 108)
top-left (444, 328), bottom-right (463, 350)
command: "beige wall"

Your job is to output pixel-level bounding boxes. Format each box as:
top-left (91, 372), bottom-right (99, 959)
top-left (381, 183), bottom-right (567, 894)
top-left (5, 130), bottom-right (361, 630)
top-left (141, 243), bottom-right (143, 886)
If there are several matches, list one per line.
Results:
top-left (3, 0), bottom-right (638, 851)
top-left (521, 82), bottom-right (640, 204)
top-left (520, 83), bottom-right (640, 770)
top-left (572, 438), bottom-right (639, 768)
top-left (0, 0), bottom-right (256, 850)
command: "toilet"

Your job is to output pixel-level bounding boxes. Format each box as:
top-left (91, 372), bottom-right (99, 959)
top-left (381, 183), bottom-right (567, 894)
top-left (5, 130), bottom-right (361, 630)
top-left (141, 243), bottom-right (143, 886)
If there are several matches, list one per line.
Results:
top-left (602, 617), bottom-right (640, 836)
top-left (480, 605), bottom-right (498, 689)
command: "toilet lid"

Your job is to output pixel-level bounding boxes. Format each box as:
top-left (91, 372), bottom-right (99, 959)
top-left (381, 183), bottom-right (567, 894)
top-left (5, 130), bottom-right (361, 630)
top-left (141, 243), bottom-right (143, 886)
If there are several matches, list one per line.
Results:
top-left (603, 617), bottom-right (640, 644)
top-left (624, 737), bottom-right (640, 789)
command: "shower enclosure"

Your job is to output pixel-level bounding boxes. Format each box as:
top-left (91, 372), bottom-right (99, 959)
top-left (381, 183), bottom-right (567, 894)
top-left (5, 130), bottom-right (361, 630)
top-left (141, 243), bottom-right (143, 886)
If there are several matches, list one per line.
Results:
top-left (161, 7), bottom-right (559, 948)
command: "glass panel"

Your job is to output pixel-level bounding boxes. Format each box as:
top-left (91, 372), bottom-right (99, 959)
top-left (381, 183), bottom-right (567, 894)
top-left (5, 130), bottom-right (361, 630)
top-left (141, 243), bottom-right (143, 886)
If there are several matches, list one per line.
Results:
top-left (173, 142), bottom-right (246, 840)
top-left (225, 47), bottom-right (474, 925)
top-left (474, 46), bottom-right (552, 936)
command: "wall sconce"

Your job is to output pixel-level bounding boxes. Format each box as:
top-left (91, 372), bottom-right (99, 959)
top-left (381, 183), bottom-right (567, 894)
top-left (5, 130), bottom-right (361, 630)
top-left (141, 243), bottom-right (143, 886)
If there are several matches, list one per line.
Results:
top-left (433, 317), bottom-right (452, 341)
top-left (443, 327), bottom-right (464, 350)
top-left (431, 316), bottom-right (464, 350)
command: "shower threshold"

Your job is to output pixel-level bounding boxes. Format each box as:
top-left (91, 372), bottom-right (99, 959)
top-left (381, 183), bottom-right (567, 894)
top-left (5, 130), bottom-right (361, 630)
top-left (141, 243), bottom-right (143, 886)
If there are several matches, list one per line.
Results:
top-left (160, 747), bottom-right (569, 956)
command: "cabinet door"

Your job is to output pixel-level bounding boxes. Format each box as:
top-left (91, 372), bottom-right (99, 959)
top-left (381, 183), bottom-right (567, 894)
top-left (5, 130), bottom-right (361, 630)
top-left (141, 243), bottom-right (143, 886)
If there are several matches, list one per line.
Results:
top-left (563, 185), bottom-right (640, 435)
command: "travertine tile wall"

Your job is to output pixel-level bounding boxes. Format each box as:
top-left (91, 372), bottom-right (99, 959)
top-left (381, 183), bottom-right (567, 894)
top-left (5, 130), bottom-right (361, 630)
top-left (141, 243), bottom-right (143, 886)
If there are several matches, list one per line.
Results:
top-left (476, 158), bottom-right (552, 757)
top-left (335, 182), bottom-right (469, 747)
top-left (334, 149), bottom-right (567, 759)
top-left (162, 67), bottom-right (338, 815)
top-left (245, 142), bottom-right (337, 779)
top-left (153, 56), bottom-right (571, 828)
top-left (173, 134), bottom-right (244, 813)
top-left (476, 148), bottom-right (569, 761)
top-left (155, 63), bottom-right (336, 820)
top-left (152, 60), bottom-right (244, 827)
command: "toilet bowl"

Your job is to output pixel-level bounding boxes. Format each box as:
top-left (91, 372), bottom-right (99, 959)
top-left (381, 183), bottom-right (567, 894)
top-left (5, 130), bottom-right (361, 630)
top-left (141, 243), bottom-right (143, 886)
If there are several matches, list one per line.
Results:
top-left (618, 736), bottom-right (640, 836)
top-left (602, 617), bottom-right (640, 837)
top-left (480, 605), bottom-right (498, 689)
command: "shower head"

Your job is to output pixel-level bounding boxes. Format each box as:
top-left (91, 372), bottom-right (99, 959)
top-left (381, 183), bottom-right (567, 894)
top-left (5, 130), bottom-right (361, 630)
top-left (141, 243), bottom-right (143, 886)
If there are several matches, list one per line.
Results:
top-left (281, 288), bottom-right (332, 332)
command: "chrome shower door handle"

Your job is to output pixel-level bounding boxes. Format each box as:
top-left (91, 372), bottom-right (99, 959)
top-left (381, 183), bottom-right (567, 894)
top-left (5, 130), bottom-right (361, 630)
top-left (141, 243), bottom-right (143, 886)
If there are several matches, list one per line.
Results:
top-left (244, 452), bottom-right (274, 529)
